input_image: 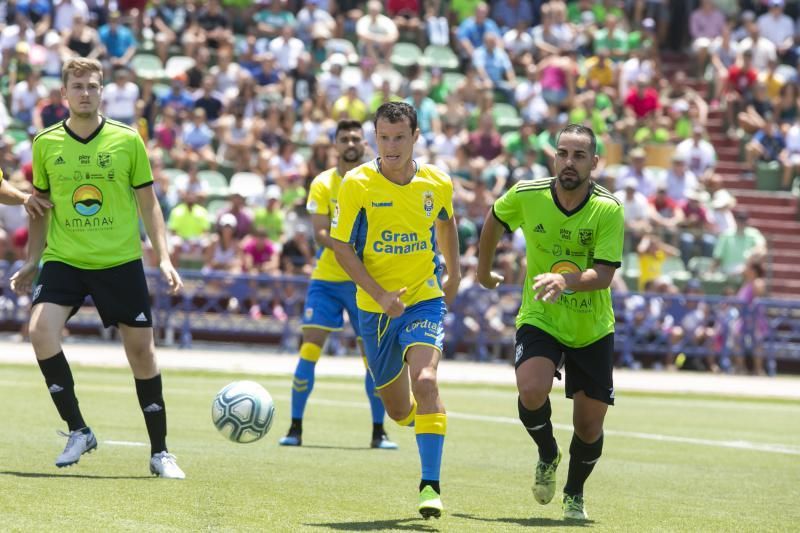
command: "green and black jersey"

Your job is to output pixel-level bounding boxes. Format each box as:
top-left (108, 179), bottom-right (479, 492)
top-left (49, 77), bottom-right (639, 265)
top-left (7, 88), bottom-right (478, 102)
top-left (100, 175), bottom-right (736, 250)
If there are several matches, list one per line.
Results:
top-left (492, 178), bottom-right (624, 348)
top-left (33, 118), bottom-right (153, 270)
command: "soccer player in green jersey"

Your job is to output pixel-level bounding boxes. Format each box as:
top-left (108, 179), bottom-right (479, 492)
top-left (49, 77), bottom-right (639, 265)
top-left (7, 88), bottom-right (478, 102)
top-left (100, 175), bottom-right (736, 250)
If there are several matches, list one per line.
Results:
top-left (10, 58), bottom-right (186, 478)
top-left (478, 124), bottom-right (624, 520)
top-left (330, 103), bottom-right (461, 518)
top-left (0, 168), bottom-right (52, 215)
top-left (278, 119), bottom-right (397, 450)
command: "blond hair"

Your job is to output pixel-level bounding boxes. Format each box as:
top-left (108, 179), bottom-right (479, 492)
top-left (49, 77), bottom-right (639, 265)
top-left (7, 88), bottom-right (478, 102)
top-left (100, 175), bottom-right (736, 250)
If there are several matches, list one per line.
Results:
top-left (61, 57), bottom-right (103, 86)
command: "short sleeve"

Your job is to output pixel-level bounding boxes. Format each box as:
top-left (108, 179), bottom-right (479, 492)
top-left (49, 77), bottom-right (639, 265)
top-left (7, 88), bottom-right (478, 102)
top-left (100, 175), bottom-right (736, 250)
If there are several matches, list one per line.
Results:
top-left (492, 184), bottom-right (522, 232)
top-left (330, 176), bottom-right (364, 244)
top-left (593, 203), bottom-right (624, 268)
top-left (32, 137), bottom-right (49, 192)
top-left (0, 167), bottom-right (3, 184)
top-left (437, 173), bottom-right (454, 220)
top-left (130, 133), bottom-right (153, 188)
top-left (306, 176), bottom-right (330, 215)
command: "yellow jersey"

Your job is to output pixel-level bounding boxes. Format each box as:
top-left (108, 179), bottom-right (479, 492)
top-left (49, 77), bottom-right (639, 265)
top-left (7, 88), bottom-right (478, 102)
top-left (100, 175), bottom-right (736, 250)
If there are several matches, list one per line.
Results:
top-left (330, 160), bottom-right (454, 313)
top-left (307, 167), bottom-right (351, 282)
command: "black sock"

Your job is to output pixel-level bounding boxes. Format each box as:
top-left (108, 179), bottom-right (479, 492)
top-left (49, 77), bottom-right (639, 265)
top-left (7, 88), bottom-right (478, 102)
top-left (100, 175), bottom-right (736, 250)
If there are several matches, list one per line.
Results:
top-left (37, 351), bottom-right (86, 431)
top-left (419, 480), bottom-right (440, 494)
top-left (518, 396), bottom-right (558, 463)
top-left (135, 375), bottom-right (167, 456)
top-left (564, 433), bottom-right (604, 496)
top-left (289, 418), bottom-right (302, 435)
top-left (372, 423), bottom-right (385, 440)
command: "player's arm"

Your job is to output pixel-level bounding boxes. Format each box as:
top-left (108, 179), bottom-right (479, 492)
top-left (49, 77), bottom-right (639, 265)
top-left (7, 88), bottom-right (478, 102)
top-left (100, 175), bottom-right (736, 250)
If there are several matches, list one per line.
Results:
top-left (0, 179), bottom-right (52, 217)
top-left (135, 184), bottom-right (183, 295)
top-left (435, 214), bottom-right (461, 305)
top-left (477, 208), bottom-right (506, 289)
top-left (9, 190), bottom-right (50, 295)
top-left (311, 214), bottom-right (336, 250)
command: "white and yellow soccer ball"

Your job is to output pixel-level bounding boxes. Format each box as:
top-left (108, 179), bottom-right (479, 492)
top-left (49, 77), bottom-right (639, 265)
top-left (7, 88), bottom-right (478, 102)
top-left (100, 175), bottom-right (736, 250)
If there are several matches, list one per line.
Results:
top-left (212, 381), bottom-right (276, 443)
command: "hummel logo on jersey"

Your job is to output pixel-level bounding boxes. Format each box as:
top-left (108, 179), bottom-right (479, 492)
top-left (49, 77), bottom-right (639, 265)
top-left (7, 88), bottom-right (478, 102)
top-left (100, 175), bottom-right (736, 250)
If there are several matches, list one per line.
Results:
top-left (48, 384), bottom-right (64, 393)
top-left (135, 312), bottom-right (148, 322)
top-left (54, 156), bottom-right (66, 165)
top-left (534, 224), bottom-right (546, 233)
top-left (143, 403), bottom-right (163, 413)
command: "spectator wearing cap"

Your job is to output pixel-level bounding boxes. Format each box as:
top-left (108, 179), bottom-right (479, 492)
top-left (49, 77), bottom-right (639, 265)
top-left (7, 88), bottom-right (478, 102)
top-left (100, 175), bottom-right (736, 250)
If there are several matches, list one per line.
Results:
top-left (98, 11), bottom-right (137, 69)
top-left (318, 53), bottom-right (347, 105)
top-left (296, 0), bottom-right (336, 46)
top-left (269, 24), bottom-right (305, 72)
top-left (712, 210), bottom-right (767, 276)
top-left (689, 0), bottom-right (726, 73)
top-left (253, 185), bottom-right (285, 242)
top-left (664, 153), bottom-right (699, 202)
top-left (332, 82), bottom-right (368, 122)
top-left (34, 87), bottom-right (69, 129)
top-left (705, 173), bottom-right (736, 235)
top-left (618, 146), bottom-right (659, 197)
top-left (406, 79), bottom-right (441, 142)
top-left (203, 213), bottom-right (243, 274)
top-left (615, 177), bottom-right (652, 250)
top-left (355, 0), bottom-right (399, 60)
top-left (676, 125), bottom-right (717, 180)
top-left (745, 116), bottom-right (785, 169)
top-left (757, 0), bottom-right (795, 61)
top-left (457, 2), bottom-right (500, 59)
top-left (103, 67), bottom-right (139, 125)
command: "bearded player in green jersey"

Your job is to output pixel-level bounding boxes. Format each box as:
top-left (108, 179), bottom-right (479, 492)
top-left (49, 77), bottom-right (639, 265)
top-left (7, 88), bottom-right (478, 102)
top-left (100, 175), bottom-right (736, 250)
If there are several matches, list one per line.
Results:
top-left (10, 58), bottom-right (185, 478)
top-left (478, 124), bottom-right (624, 520)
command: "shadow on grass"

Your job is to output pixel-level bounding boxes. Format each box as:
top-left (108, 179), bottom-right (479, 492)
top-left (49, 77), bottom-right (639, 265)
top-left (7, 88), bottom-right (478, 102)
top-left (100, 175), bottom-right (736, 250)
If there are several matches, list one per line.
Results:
top-left (299, 445), bottom-right (375, 451)
top-left (0, 470), bottom-right (152, 480)
top-left (305, 517), bottom-right (440, 531)
top-left (452, 513), bottom-right (595, 527)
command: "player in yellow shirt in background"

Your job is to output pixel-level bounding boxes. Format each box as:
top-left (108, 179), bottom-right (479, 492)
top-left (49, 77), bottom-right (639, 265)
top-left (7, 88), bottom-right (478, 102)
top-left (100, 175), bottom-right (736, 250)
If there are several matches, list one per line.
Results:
top-left (279, 120), bottom-right (397, 450)
top-left (330, 102), bottom-right (461, 519)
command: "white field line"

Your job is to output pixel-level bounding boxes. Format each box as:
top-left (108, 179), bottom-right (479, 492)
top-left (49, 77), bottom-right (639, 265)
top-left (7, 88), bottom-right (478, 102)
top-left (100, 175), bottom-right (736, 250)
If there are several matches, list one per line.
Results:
top-left (104, 440), bottom-right (147, 447)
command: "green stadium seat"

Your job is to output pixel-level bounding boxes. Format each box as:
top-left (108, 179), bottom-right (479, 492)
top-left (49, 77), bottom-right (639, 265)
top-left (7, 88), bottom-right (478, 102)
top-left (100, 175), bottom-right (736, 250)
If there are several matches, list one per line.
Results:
top-left (424, 45), bottom-right (459, 71)
top-left (131, 54), bottom-right (165, 80)
top-left (206, 199), bottom-right (228, 222)
top-left (441, 72), bottom-right (464, 93)
top-left (162, 168), bottom-right (188, 187)
top-left (325, 39), bottom-right (359, 64)
top-left (492, 103), bottom-right (523, 133)
top-left (41, 76), bottom-right (62, 92)
top-left (198, 170), bottom-right (229, 197)
top-left (755, 161), bottom-right (783, 191)
top-left (229, 172), bottom-right (265, 202)
top-left (6, 129), bottom-right (28, 144)
top-left (391, 42), bottom-right (424, 69)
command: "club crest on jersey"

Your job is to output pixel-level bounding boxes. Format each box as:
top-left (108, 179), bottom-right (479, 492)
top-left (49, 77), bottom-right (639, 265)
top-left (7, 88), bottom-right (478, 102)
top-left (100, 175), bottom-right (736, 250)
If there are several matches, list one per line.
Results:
top-left (331, 203), bottom-right (340, 227)
top-left (579, 229), bottom-right (594, 245)
top-left (97, 152), bottom-right (111, 168)
top-left (422, 191), bottom-right (434, 217)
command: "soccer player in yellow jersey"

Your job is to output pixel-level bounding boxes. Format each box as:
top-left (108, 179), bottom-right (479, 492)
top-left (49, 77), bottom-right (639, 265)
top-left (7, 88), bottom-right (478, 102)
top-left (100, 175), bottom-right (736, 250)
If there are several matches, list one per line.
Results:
top-left (478, 124), bottom-right (624, 520)
top-left (10, 58), bottom-right (186, 478)
top-left (0, 168), bottom-right (52, 215)
top-left (330, 102), bottom-right (461, 519)
top-left (278, 120), bottom-right (397, 450)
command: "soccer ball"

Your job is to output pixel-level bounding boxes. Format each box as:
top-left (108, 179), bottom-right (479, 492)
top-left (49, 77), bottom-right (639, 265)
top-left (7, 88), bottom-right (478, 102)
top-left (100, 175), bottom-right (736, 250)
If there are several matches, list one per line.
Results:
top-left (212, 381), bottom-right (276, 443)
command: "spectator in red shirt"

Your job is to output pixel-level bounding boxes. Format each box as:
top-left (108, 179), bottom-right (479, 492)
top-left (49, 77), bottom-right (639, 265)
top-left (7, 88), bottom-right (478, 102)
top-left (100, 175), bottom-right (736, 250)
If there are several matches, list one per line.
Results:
top-left (649, 184), bottom-right (684, 240)
top-left (724, 49), bottom-right (758, 137)
top-left (386, 0), bottom-right (423, 47)
top-left (624, 74), bottom-right (661, 119)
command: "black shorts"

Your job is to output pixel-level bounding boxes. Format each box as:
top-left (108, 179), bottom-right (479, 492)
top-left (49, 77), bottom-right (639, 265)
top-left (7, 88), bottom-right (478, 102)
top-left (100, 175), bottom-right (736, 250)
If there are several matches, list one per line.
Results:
top-left (515, 324), bottom-right (615, 405)
top-left (33, 260), bottom-right (153, 328)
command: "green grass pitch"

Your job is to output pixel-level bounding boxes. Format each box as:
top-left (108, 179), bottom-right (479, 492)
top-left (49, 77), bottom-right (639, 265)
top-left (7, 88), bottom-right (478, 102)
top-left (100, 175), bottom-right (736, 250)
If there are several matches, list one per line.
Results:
top-left (0, 363), bottom-right (797, 532)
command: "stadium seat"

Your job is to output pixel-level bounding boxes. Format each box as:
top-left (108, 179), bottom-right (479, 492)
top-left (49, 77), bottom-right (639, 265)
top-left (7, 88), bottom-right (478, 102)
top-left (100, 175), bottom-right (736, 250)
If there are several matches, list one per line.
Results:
top-left (229, 172), bottom-right (265, 202)
top-left (162, 168), bottom-right (188, 187)
top-left (492, 103), bottom-right (523, 133)
top-left (442, 72), bottom-right (464, 93)
top-left (197, 170), bottom-right (229, 197)
top-left (424, 45), bottom-right (459, 71)
top-left (391, 42), bottom-right (424, 69)
top-left (605, 141), bottom-right (623, 165)
top-left (755, 161), bottom-right (783, 191)
top-left (41, 76), bottom-right (62, 92)
top-left (644, 144), bottom-right (674, 168)
top-left (662, 256), bottom-right (691, 287)
top-left (165, 56), bottom-right (196, 79)
top-left (131, 54), bottom-right (165, 80)
top-left (325, 39), bottom-right (359, 64)
top-left (206, 199), bottom-right (228, 222)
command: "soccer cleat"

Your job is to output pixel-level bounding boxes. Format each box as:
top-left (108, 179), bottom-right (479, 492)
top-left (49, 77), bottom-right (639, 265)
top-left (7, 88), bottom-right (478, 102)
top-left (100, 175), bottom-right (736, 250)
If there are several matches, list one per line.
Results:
top-left (370, 432), bottom-right (398, 450)
top-left (418, 485), bottom-right (443, 519)
top-left (278, 432), bottom-right (302, 446)
top-left (149, 452), bottom-right (186, 479)
top-left (563, 493), bottom-right (588, 520)
top-left (55, 428), bottom-right (97, 467)
top-left (532, 447), bottom-right (562, 505)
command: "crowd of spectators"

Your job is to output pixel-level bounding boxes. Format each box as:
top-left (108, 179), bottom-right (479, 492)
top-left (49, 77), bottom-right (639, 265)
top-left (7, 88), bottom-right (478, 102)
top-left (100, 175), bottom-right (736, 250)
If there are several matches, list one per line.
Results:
top-left (0, 0), bottom-right (795, 374)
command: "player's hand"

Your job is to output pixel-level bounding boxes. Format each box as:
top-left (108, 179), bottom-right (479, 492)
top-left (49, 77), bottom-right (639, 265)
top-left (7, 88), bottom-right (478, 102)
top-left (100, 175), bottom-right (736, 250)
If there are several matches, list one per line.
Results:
top-left (378, 287), bottom-right (406, 318)
top-left (23, 194), bottom-right (53, 218)
top-left (9, 262), bottom-right (39, 295)
top-left (532, 273), bottom-right (567, 303)
top-left (442, 274), bottom-right (461, 305)
top-left (159, 260), bottom-right (183, 295)
top-left (478, 271), bottom-right (505, 290)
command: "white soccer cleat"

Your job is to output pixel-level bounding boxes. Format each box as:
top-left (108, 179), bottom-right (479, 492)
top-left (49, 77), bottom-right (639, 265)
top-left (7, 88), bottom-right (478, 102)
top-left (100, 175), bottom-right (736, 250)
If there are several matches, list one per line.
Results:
top-left (149, 451), bottom-right (186, 479)
top-left (55, 428), bottom-right (98, 467)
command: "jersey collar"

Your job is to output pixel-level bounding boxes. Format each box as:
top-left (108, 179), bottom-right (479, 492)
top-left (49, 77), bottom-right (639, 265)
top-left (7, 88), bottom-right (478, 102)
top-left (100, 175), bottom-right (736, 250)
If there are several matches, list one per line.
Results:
top-left (551, 178), bottom-right (594, 217)
top-left (63, 117), bottom-right (106, 145)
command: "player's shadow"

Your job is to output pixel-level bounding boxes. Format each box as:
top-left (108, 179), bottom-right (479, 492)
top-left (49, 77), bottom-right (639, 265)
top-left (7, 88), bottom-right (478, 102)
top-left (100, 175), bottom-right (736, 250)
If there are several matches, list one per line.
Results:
top-left (452, 513), bottom-right (595, 527)
top-left (306, 518), bottom-right (439, 531)
top-left (0, 470), bottom-right (152, 480)
top-left (299, 445), bottom-right (375, 451)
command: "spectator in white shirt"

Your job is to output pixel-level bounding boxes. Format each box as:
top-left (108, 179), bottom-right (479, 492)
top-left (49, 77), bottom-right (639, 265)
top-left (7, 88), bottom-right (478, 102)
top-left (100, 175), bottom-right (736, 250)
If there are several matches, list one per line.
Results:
top-left (739, 22), bottom-right (777, 71)
top-left (756, 0), bottom-right (795, 59)
top-left (356, 1), bottom-right (399, 62)
top-left (268, 24), bottom-right (305, 72)
top-left (103, 67), bottom-right (140, 125)
top-left (615, 177), bottom-right (652, 248)
top-left (780, 118), bottom-right (800, 188)
top-left (665, 153), bottom-right (699, 202)
top-left (296, 0), bottom-right (336, 46)
top-left (675, 125), bottom-right (717, 180)
top-left (11, 70), bottom-right (47, 126)
top-left (53, 0), bottom-right (90, 33)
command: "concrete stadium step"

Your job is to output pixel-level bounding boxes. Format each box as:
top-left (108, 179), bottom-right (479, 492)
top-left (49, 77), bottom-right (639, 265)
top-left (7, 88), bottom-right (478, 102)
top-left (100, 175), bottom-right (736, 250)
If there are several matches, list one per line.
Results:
top-left (768, 263), bottom-right (800, 279)
top-left (767, 278), bottom-right (800, 297)
top-left (766, 233), bottom-right (800, 249)
top-left (750, 217), bottom-right (800, 235)
top-left (709, 136), bottom-right (739, 150)
top-left (742, 205), bottom-right (797, 221)
top-left (715, 161), bottom-right (752, 173)
top-left (770, 248), bottom-right (800, 261)
top-left (716, 146), bottom-right (741, 159)
top-left (730, 189), bottom-right (796, 207)
top-left (719, 175), bottom-right (754, 189)
top-left (706, 118), bottom-right (726, 134)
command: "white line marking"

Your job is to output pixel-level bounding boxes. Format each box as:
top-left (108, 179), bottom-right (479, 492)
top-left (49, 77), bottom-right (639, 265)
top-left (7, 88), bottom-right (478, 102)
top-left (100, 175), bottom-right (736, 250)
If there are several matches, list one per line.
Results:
top-left (104, 440), bottom-right (147, 447)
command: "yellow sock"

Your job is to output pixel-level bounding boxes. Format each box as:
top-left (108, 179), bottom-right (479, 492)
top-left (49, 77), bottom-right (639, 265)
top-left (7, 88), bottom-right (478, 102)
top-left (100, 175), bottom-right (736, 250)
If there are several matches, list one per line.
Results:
top-left (299, 342), bottom-right (322, 363)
